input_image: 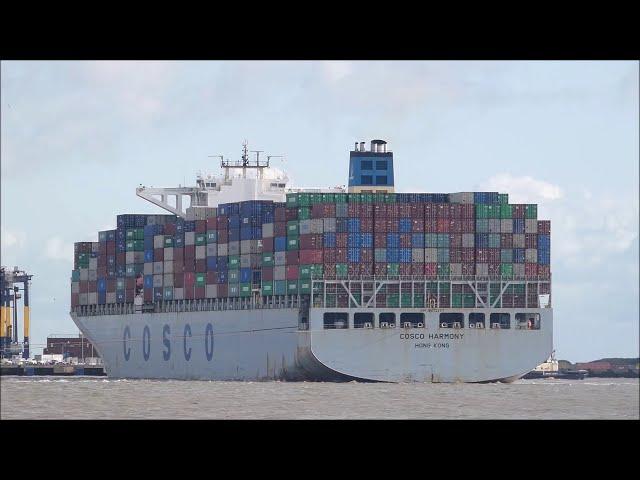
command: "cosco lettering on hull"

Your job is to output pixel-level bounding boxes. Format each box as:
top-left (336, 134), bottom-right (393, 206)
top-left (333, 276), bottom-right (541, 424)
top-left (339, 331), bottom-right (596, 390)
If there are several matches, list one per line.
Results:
top-left (122, 323), bottom-right (215, 362)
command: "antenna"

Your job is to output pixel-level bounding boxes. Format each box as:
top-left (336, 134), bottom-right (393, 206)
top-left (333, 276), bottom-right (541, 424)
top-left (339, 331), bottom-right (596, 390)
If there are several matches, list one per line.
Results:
top-left (250, 150), bottom-right (264, 164)
top-left (242, 140), bottom-right (249, 166)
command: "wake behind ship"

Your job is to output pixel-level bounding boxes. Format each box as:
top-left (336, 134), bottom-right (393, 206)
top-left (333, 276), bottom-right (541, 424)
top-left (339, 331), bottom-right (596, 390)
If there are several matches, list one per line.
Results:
top-left (70, 140), bottom-right (553, 382)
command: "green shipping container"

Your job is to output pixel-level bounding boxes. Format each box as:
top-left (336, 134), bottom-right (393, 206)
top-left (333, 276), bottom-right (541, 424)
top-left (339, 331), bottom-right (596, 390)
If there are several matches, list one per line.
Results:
top-left (501, 263), bottom-right (513, 276)
top-left (309, 264), bottom-right (324, 278)
top-left (387, 294), bottom-right (400, 308)
top-left (463, 294), bottom-right (476, 307)
top-left (439, 282), bottom-right (451, 293)
top-left (239, 283), bottom-right (251, 297)
top-left (71, 270), bottom-right (80, 281)
top-left (287, 238), bottom-right (299, 250)
top-left (228, 270), bottom-right (239, 283)
top-left (299, 280), bottom-right (312, 294)
top-left (321, 193), bottom-right (335, 203)
top-left (334, 193), bottom-right (348, 203)
top-left (228, 283), bottom-right (239, 297)
top-left (195, 234), bottom-right (207, 246)
top-left (228, 255), bottom-right (240, 269)
top-left (126, 240), bottom-right (135, 251)
top-left (116, 278), bottom-right (125, 290)
top-left (164, 287), bottom-right (173, 300)
top-left (274, 280), bottom-right (287, 295)
top-left (498, 193), bottom-right (509, 204)
top-left (387, 263), bottom-right (399, 276)
top-left (164, 237), bottom-right (174, 248)
top-left (335, 264), bottom-right (348, 278)
top-left (325, 295), bottom-right (337, 307)
top-left (286, 221), bottom-right (299, 236)
top-left (195, 273), bottom-right (206, 287)
top-left (348, 193), bottom-right (361, 203)
top-left (437, 263), bottom-right (450, 276)
top-left (500, 204), bottom-right (513, 219)
top-left (261, 281), bottom-right (273, 296)
top-left (298, 207), bottom-right (311, 220)
top-left (475, 204), bottom-right (489, 218)
top-left (299, 265), bottom-right (312, 279)
top-left (286, 193), bottom-right (299, 208)
top-left (487, 205), bottom-right (500, 218)
top-left (525, 204), bottom-right (537, 219)
top-left (262, 253), bottom-right (274, 267)
top-left (206, 231), bottom-right (217, 243)
top-left (298, 193), bottom-right (312, 207)
top-left (350, 293), bottom-right (361, 307)
top-left (287, 281), bottom-right (298, 294)
top-left (452, 293), bottom-right (463, 308)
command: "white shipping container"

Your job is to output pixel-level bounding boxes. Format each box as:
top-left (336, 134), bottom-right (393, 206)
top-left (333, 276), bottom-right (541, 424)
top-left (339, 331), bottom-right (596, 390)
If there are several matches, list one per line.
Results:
top-left (462, 234), bottom-right (475, 248)
top-left (153, 274), bottom-right (163, 288)
top-left (274, 266), bottom-right (286, 280)
top-left (206, 285), bottom-right (218, 298)
top-left (228, 241), bottom-right (240, 255)
top-left (153, 261), bottom-right (163, 274)
top-left (476, 263), bottom-right (488, 276)
top-left (164, 247), bottom-right (174, 261)
top-left (240, 240), bottom-right (251, 254)
top-left (299, 220), bottom-right (312, 235)
top-left (249, 240), bottom-right (262, 254)
top-left (525, 248), bottom-right (537, 263)
top-left (144, 263), bottom-right (153, 275)
top-left (79, 268), bottom-right (89, 281)
top-left (250, 254), bottom-right (262, 268)
top-left (374, 248), bottom-right (386, 262)
top-left (195, 245), bottom-right (206, 259)
top-left (488, 219), bottom-right (501, 233)
top-left (206, 244), bottom-right (217, 256)
top-left (174, 288), bottom-right (184, 300)
top-left (71, 282), bottom-right (80, 294)
top-left (126, 252), bottom-right (135, 264)
top-left (513, 234), bottom-right (525, 248)
top-left (88, 270), bottom-right (97, 281)
top-left (164, 261), bottom-right (174, 274)
top-left (89, 258), bottom-right (98, 270)
top-left (106, 292), bottom-right (116, 304)
top-left (412, 248), bottom-right (424, 263)
top-left (185, 232), bottom-right (196, 245)
top-left (425, 248), bottom-right (437, 263)
top-left (88, 292), bottom-right (98, 305)
top-left (513, 264), bottom-right (525, 277)
top-left (79, 293), bottom-right (88, 305)
top-left (163, 273), bottom-right (174, 287)
top-left (240, 255), bottom-right (251, 268)
top-left (310, 219), bottom-right (324, 234)
top-left (525, 219), bottom-right (538, 233)
top-left (274, 252), bottom-right (286, 266)
top-left (323, 217), bottom-right (336, 232)
top-left (262, 223), bottom-right (274, 238)
top-left (154, 235), bottom-right (164, 249)
top-left (450, 263), bottom-right (462, 276)
top-left (217, 243), bottom-right (228, 256)
top-left (501, 219), bottom-right (513, 233)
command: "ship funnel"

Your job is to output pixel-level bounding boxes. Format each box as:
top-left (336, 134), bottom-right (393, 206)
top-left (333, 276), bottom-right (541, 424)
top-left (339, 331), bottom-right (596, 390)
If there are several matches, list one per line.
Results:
top-left (359, 141), bottom-right (365, 152)
top-left (354, 142), bottom-right (359, 152)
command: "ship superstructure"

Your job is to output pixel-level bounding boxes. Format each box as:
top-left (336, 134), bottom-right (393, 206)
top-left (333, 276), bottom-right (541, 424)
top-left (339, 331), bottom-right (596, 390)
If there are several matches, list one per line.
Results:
top-left (69, 140), bottom-right (553, 382)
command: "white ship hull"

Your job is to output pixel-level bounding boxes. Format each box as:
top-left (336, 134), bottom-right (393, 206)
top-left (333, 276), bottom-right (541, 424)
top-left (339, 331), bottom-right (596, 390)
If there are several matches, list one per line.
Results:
top-left (70, 307), bottom-right (552, 383)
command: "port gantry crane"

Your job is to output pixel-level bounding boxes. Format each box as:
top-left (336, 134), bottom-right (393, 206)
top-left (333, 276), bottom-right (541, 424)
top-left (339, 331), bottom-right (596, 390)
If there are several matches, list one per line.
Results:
top-left (0, 266), bottom-right (33, 359)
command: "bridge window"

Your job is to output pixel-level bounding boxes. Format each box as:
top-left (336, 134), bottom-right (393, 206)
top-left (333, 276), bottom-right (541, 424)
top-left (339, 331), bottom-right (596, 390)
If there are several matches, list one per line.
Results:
top-left (469, 312), bottom-right (485, 329)
top-left (361, 175), bottom-right (373, 184)
top-left (439, 313), bottom-right (464, 329)
top-left (376, 175), bottom-right (388, 185)
top-left (376, 160), bottom-right (387, 170)
top-left (400, 312), bottom-right (425, 328)
top-left (354, 312), bottom-right (374, 329)
top-left (515, 313), bottom-right (540, 330)
top-left (361, 160), bottom-right (373, 170)
top-left (323, 312), bottom-right (348, 329)
top-left (379, 312), bottom-right (396, 328)
top-left (490, 313), bottom-right (510, 329)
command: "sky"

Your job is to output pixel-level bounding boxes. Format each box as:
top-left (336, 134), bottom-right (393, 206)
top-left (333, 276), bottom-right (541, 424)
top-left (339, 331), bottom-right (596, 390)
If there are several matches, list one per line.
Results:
top-left (1, 60), bottom-right (638, 362)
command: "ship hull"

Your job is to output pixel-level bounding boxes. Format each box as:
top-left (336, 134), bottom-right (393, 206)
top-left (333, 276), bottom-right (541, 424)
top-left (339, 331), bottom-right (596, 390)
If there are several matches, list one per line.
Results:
top-left (71, 307), bottom-right (552, 383)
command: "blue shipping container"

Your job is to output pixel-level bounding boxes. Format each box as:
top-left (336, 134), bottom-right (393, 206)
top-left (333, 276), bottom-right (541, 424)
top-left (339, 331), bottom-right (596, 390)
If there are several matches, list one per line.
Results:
top-left (240, 268), bottom-right (252, 283)
top-left (387, 233), bottom-right (400, 249)
top-left (513, 219), bottom-right (525, 234)
top-left (411, 233), bottom-right (424, 248)
top-left (399, 218), bottom-right (412, 233)
top-left (275, 237), bottom-right (287, 251)
top-left (324, 232), bottom-right (336, 248)
top-left (206, 257), bottom-right (217, 270)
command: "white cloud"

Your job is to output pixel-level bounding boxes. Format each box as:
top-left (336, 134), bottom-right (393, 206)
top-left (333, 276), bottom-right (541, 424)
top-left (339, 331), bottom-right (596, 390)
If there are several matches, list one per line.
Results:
top-left (1, 229), bottom-right (26, 250)
top-left (321, 61), bottom-right (353, 84)
top-left (44, 237), bottom-right (74, 262)
top-left (481, 173), bottom-right (563, 204)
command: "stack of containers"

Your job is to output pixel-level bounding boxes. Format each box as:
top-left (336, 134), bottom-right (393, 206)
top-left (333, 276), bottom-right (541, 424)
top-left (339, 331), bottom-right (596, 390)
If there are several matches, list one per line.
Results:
top-left (71, 191), bottom-right (550, 309)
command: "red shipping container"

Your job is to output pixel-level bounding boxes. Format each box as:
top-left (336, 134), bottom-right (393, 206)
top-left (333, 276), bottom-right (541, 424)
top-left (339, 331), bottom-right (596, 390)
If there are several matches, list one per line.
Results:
top-left (512, 205), bottom-right (525, 218)
top-left (462, 204), bottom-right (474, 218)
top-left (425, 263), bottom-right (437, 277)
top-left (164, 223), bottom-right (176, 235)
top-left (400, 234), bottom-right (412, 248)
top-left (274, 207), bottom-right (286, 222)
top-left (476, 249), bottom-right (489, 263)
top-left (348, 263), bottom-right (360, 276)
top-left (450, 219), bottom-right (463, 233)
top-left (462, 248), bottom-right (475, 262)
top-left (374, 219), bottom-right (387, 233)
top-left (286, 265), bottom-right (299, 280)
top-left (174, 273), bottom-right (184, 288)
top-left (449, 204), bottom-right (461, 218)
top-left (487, 263), bottom-right (501, 276)
top-left (425, 219), bottom-right (437, 233)
top-left (525, 263), bottom-right (537, 277)
top-left (449, 234), bottom-right (462, 248)
top-left (195, 220), bottom-right (206, 234)
top-left (206, 271), bottom-right (217, 284)
top-left (126, 278), bottom-right (135, 290)
top-left (450, 248), bottom-right (463, 263)
top-left (107, 278), bottom-right (116, 292)
top-left (299, 234), bottom-right (323, 250)
top-left (374, 233), bottom-right (386, 248)
top-left (195, 286), bottom-right (205, 299)
top-left (125, 289), bottom-right (135, 302)
top-left (79, 281), bottom-right (89, 294)
top-left (274, 222), bottom-right (286, 237)
top-left (537, 220), bottom-right (551, 234)
top-left (410, 203), bottom-right (424, 218)
top-left (262, 267), bottom-right (273, 281)
top-left (335, 248), bottom-right (348, 262)
top-left (299, 249), bottom-right (323, 264)
top-left (525, 234), bottom-right (537, 249)
top-left (323, 248), bottom-right (336, 263)
top-left (174, 248), bottom-right (184, 261)
top-left (437, 219), bottom-right (450, 233)
top-left (374, 263), bottom-right (386, 276)
top-left (173, 260), bottom-right (184, 274)
top-left (184, 272), bottom-right (195, 287)
top-left (360, 248), bottom-right (373, 263)
top-left (373, 204), bottom-right (386, 217)
top-left (216, 215), bottom-right (228, 229)
top-left (500, 234), bottom-right (513, 248)
top-left (71, 293), bottom-right (79, 307)
top-left (106, 242), bottom-right (115, 255)
top-left (436, 204), bottom-right (450, 219)
top-left (99, 243), bottom-right (107, 256)
top-left (206, 218), bottom-right (216, 230)
top-left (154, 248), bottom-right (164, 261)
top-left (336, 233), bottom-right (348, 248)
top-left (183, 260), bottom-right (195, 273)
top-left (116, 252), bottom-right (126, 265)
top-left (488, 249), bottom-right (501, 263)
top-left (424, 204), bottom-right (436, 219)
top-left (285, 208), bottom-right (298, 221)
top-left (396, 204), bottom-right (410, 217)
top-left (361, 263), bottom-right (373, 276)
top-left (285, 251), bottom-right (299, 264)
top-left (462, 263), bottom-right (475, 276)
top-left (398, 263), bottom-right (411, 275)
top-left (217, 284), bottom-right (228, 297)
top-left (184, 285), bottom-right (195, 299)
top-left (143, 289), bottom-right (152, 302)
top-left (411, 263), bottom-right (425, 275)
top-left (361, 218), bottom-right (373, 232)
top-left (184, 245), bottom-right (196, 260)
top-left (411, 218), bottom-right (424, 232)
top-left (98, 255), bottom-right (106, 267)
top-left (324, 263), bottom-right (336, 277)
top-left (195, 259), bottom-right (206, 272)
top-left (538, 265), bottom-right (550, 278)
top-left (217, 229), bottom-right (229, 243)
top-left (262, 237), bottom-right (274, 252)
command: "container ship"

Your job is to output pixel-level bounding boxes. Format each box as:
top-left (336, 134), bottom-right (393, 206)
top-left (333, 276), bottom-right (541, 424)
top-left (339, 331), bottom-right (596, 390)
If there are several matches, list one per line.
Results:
top-left (69, 140), bottom-right (553, 382)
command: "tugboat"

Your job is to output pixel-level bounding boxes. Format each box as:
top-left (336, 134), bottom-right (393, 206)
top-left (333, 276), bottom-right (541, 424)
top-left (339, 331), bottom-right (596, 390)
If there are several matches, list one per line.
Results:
top-left (523, 351), bottom-right (588, 380)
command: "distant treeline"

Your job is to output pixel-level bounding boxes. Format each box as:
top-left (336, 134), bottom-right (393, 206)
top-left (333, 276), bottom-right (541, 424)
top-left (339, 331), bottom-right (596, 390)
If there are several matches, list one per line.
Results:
top-left (559, 357), bottom-right (639, 378)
